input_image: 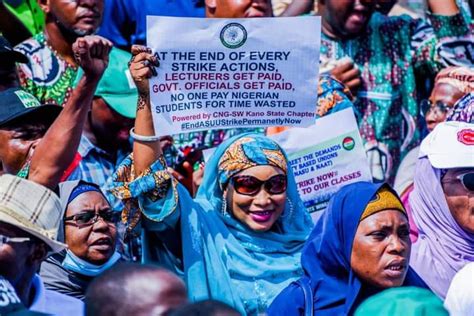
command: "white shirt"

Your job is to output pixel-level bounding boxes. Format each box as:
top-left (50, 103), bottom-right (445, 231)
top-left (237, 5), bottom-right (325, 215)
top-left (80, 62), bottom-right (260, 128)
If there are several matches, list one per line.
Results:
top-left (29, 274), bottom-right (84, 316)
top-left (444, 262), bottom-right (474, 316)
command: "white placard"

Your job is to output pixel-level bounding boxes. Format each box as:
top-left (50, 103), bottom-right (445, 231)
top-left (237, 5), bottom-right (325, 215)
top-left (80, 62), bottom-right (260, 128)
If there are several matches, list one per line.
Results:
top-left (147, 16), bottom-right (321, 136)
top-left (270, 108), bottom-right (373, 222)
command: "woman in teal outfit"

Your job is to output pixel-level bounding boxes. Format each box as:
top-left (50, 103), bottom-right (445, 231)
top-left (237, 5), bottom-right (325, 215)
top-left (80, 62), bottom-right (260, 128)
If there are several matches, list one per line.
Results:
top-left (110, 46), bottom-right (313, 315)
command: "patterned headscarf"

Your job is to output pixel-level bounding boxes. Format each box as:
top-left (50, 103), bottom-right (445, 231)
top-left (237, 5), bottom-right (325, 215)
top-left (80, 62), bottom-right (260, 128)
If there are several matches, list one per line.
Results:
top-left (434, 66), bottom-right (474, 94)
top-left (217, 136), bottom-right (287, 187)
top-left (447, 92), bottom-right (474, 123)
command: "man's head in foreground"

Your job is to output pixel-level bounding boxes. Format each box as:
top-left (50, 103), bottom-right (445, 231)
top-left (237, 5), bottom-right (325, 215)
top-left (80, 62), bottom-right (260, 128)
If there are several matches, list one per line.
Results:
top-left (85, 263), bottom-right (188, 316)
top-left (0, 174), bottom-right (65, 304)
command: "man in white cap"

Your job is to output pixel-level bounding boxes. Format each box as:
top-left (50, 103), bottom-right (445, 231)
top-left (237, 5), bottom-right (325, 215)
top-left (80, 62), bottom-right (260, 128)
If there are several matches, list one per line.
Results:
top-left (0, 174), bottom-right (83, 315)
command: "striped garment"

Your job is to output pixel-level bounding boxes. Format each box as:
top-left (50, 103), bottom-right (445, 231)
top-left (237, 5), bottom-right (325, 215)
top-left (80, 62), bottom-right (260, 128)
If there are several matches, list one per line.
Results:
top-left (66, 135), bottom-right (130, 211)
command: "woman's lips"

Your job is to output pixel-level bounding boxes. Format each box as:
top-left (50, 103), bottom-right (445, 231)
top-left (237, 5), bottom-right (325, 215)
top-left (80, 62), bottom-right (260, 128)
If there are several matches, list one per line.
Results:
top-left (426, 120), bottom-right (437, 131)
top-left (384, 260), bottom-right (407, 278)
top-left (90, 237), bottom-right (113, 250)
top-left (249, 210), bottom-right (274, 222)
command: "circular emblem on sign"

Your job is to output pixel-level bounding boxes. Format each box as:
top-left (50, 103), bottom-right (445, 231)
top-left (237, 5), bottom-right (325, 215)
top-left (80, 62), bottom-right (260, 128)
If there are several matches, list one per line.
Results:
top-left (342, 137), bottom-right (355, 151)
top-left (220, 23), bottom-right (247, 49)
top-left (457, 129), bottom-right (474, 146)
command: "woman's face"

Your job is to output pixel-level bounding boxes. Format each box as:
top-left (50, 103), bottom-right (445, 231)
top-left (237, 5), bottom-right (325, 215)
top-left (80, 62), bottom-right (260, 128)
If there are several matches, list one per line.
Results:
top-left (426, 83), bottom-right (465, 132)
top-left (442, 168), bottom-right (474, 234)
top-left (64, 191), bottom-right (117, 265)
top-left (225, 165), bottom-right (286, 232)
top-left (351, 210), bottom-right (411, 288)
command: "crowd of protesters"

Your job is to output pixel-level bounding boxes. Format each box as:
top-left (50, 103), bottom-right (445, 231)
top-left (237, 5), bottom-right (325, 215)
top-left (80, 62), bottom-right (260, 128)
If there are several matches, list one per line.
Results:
top-left (0, 0), bottom-right (473, 315)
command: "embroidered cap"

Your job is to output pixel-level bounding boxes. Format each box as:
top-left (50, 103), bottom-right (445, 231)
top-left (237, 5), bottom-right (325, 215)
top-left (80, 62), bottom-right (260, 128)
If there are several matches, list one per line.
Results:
top-left (0, 175), bottom-right (66, 254)
top-left (360, 185), bottom-right (406, 222)
top-left (419, 121), bottom-right (474, 169)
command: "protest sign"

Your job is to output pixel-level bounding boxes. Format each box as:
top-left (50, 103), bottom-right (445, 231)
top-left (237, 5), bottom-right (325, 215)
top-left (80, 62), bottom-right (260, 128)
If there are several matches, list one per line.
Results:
top-left (270, 108), bottom-right (372, 221)
top-left (147, 16), bottom-right (321, 137)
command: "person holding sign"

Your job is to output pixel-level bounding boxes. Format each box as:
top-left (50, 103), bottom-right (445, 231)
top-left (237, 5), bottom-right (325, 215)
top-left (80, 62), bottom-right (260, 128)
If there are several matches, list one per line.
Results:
top-left (163, 0), bottom-right (276, 183)
top-left (268, 182), bottom-right (427, 316)
top-left (110, 45), bottom-right (313, 315)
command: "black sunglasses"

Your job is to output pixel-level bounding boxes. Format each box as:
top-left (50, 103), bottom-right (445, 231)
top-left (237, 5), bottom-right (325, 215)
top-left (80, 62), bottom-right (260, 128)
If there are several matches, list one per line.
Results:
top-left (64, 210), bottom-right (119, 227)
top-left (457, 172), bottom-right (474, 192)
top-left (231, 174), bottom-right (287, 196)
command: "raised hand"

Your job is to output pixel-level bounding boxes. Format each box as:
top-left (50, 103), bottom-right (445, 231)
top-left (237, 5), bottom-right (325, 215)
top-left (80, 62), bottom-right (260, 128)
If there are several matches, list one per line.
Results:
top-left (29, 37), bottom-right (112, 189)
top-left (72, 35), bottom-right (113, 79)
top-left (129, 45), bottom-right (159, 94)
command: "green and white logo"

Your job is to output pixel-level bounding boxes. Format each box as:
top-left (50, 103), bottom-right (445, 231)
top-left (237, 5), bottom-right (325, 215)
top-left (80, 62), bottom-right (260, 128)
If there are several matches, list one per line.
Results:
top-left (14, 90), bottom-right (41, 108)
top-left (220, 23), bottom-right (247, 49)
top-left (342, 136), bottom-right (355, 151)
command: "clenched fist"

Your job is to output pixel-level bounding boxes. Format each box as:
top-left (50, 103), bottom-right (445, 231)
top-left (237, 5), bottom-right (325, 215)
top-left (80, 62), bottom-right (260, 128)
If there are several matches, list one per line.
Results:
top-left (72, 35), bottom-right (113, 79)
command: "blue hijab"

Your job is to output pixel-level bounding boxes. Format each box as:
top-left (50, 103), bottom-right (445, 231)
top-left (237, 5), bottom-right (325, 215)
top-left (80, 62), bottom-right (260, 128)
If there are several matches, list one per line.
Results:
top-left (268, 182), bottom-right (427, 316)
top-left (112, 133), bottom-right (312, 314)
top-left (178, 133), bottom-right (313, 315)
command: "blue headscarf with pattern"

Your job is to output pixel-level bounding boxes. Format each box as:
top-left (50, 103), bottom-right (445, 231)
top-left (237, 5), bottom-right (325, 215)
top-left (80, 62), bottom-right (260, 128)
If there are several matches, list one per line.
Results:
top-left (190, 133), bottom-right (313, 314)
top-left (217, 136), bottom-right (287, 187)
top-left (111, 133), bottom-right (313, 315)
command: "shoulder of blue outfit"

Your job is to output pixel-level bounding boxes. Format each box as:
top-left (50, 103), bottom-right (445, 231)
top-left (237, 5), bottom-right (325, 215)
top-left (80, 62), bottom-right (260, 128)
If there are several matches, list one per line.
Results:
top-left (124, 0), bottom-right (205, 45)
top-left (97, 0), bottom-right (135, 47)
top-left (29, 274), bottom-right (84, 316)
top-left (267, 282), bottom-right (305, 316)
top-left (43, 289), bottom-right (84, 316)
top-left (404, 268), bottom-right (429, 289)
